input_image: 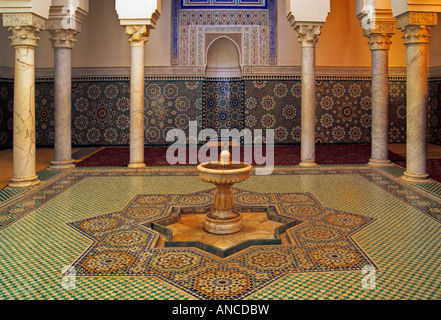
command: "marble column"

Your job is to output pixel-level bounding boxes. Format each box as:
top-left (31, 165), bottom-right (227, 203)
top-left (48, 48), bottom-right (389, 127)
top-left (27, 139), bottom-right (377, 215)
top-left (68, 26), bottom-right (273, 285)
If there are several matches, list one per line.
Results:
top-left (366, 31), bottom-right (394, 167)
top-left (4, 14), bottom-right (44, 188)
top-left (126, 25), bottom-right (149, 169)
top-left (295, 24), bottom-right (322, 168)
top-left (49, 30), bottom-right (77, 169)
top-left (397, 12), bottom-right (438, 182)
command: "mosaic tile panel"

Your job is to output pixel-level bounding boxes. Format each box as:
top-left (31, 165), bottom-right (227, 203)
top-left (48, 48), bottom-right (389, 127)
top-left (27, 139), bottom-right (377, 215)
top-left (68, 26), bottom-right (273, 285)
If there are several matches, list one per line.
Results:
top-left (0, 77), bottom-right (432, 149)
top-left (429, 80), bottom-right (441, 145)
top-left (0, 166), bottom-right (441, 300)
top-left (144, 80), bottom-right (203, 144)
top-left (0, 81), bottom-right (13, 149)
top-left (244, 80), bottom-right (301, 144)
top-left (66, 80), bottom-right (202, 147)
top-left (244, 80), bottom-right (407, 144)
top-left (388, 81), bottom-right (407, 143)
top-left (203, 81), bottom-right (244, 135)
top-left (35, 82), bottom-right (55, 146)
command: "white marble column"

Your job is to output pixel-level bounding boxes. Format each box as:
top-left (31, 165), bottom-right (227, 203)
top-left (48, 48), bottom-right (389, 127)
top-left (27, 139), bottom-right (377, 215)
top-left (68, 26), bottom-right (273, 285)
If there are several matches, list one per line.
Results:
top-left (367, 31), bottom-right (394, 167)
top-left (49, 30), bottom-right (77, 169)
top-left (295, 24), bottom-right (322, 168)
top-left (397, 12), bottom-right (438, 182)
top-left (4, 14), bottom-right (45, 188)
top-left (126, 25), bottom-right (149, 169)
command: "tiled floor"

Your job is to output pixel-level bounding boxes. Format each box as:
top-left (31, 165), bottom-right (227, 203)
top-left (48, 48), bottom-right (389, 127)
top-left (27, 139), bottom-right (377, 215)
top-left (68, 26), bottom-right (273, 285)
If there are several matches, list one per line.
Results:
top-left (0, 164), bottom-right (440, 300)
top-left (0, 147), bottom-right (102, 190)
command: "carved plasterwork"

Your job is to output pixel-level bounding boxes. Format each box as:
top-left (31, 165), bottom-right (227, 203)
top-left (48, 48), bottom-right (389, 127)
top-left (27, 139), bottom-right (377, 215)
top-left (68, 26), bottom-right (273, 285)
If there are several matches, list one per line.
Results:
top-left (172, 0), bottom-right (277, 66)
top-left (396, 11), bottom-right (438, 28)
top-left (2, 13), bottom-right (46, 29)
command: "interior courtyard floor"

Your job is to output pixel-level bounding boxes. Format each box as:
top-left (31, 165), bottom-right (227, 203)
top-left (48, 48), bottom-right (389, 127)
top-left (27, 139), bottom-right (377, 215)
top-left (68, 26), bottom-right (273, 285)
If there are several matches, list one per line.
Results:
top-left (0, 149), bottom-right (440, 299)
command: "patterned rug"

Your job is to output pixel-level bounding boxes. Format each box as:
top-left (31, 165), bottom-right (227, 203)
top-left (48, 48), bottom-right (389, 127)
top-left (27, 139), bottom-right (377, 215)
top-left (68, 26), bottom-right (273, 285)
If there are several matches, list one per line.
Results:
top-left (76, 144), bottom-right (406, 167)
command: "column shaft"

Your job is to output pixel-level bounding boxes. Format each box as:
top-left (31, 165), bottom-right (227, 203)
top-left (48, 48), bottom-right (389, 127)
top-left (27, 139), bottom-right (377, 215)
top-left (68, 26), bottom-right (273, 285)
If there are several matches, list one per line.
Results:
top-left (9, 43), bottom-right (40, 187)
top-left (50, 47), bottom-right (75, 169)
top-left (403, 42), bottom-right (429, 181)
top-left (369, 49), bottom-right (391, 166)
top-left (128, 45), bottom-right (147, 168)
top-left (300, 45), bottom-right (317, 167)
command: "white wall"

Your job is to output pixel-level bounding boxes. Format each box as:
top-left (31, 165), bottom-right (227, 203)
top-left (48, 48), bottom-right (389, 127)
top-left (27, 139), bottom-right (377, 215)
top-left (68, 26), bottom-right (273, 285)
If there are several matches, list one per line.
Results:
top-left (2, 0), bottom-right (439, 70)
top-left (0, 0), bottom-right (172, 69)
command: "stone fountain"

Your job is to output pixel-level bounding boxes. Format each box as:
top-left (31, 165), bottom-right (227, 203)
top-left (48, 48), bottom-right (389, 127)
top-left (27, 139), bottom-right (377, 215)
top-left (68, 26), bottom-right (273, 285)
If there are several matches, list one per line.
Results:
top-left (197, 150), bottom-right (253, 234)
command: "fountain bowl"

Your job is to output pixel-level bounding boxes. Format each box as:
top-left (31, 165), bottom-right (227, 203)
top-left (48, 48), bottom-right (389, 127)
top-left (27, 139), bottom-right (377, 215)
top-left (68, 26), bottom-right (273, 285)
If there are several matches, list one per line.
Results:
top-left (197, 160), bottom-right (253, 234)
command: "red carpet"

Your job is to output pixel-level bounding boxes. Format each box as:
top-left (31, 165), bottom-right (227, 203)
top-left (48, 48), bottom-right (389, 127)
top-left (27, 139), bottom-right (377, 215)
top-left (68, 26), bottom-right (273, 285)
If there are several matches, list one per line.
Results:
top-left (76, 144), bottom-right (441, 182)
top-left (77, 144), bottom-right (405, 167)
top-left (77, 145), bottom-right (441, 182)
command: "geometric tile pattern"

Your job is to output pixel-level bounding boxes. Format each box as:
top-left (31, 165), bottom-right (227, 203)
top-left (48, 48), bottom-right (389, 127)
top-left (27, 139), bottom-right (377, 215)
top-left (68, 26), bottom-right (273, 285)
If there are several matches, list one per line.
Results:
top-left (429, 80), bottom-right (441, 145)
top-left (247, 172), bottom-right (441, 300)
top-left (1, 166), bottom-right (441, 299)
top-left (0, 81), bottom-right (13, 149)
top-left (203, 81), bottom-right (244, 135)
top-left (244, 80), bottom-right (407, 144)
top-left (1, 78), bottom-right (419, 149)
top-left (33, 80), bottom-right (203, 147)
top-left (65, 188), bottom-right (375, 299)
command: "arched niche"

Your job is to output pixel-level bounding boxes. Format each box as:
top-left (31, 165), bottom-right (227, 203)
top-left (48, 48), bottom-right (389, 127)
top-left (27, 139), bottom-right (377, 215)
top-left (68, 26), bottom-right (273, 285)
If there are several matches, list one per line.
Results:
top-left (205, 36), bottom-right (242, 78)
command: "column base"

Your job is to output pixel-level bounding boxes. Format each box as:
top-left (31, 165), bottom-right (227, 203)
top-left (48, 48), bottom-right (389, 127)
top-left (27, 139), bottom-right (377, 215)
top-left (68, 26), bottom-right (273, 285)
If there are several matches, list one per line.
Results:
top-left (128, 162), bottom-right (146, 169)
top-left (8, 176), bottom-right (41, 188)
top-left (367, 159), bottom-right (392, 167)
top-left (299, 160), bottom-right (319, 168)
top-left (49, 160), bottom-right (76, 170)
top-left (401, 171), bottom-right (430, 183)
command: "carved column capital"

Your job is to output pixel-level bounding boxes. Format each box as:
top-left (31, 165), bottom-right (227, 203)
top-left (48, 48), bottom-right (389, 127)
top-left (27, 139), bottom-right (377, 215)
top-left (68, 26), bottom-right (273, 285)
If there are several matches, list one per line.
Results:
top-left (2, 13), bottom-right (46, 48)
top-left (125, 25), bottom-right (150, 47)
top-left (362, 21), bottom-right (396, 50)
top-left (49, 29), bottom-right (78, 49)
top-left (396, 12), bottom-right (438, 45)
top-left (7, 25), bottom-right (40, 47)
top-left (294, 24), bottom-right (323, 47)
top-left (366, 32), bottom-right (393, 50)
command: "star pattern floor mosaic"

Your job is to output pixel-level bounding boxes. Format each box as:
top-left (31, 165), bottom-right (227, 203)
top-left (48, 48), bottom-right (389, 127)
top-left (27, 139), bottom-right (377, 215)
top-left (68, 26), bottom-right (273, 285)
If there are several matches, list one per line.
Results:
top-left (0, 165), bottom-right (440, 300)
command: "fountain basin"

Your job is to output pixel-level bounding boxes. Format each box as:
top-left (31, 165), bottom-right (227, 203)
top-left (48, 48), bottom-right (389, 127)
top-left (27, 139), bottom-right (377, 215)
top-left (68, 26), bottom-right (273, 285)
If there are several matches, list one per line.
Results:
top-left (197, 160), bottom-right (253, 234)
top-left (197, 162), bottom-right (252, 184)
